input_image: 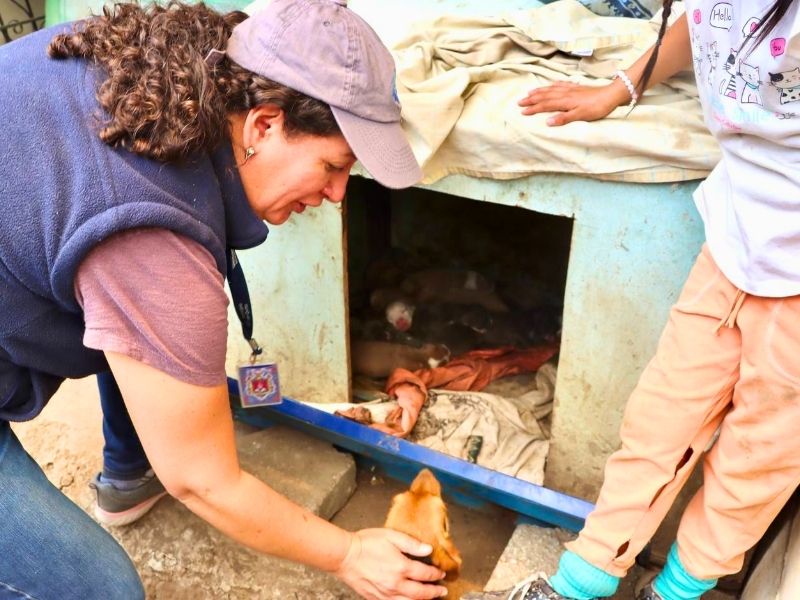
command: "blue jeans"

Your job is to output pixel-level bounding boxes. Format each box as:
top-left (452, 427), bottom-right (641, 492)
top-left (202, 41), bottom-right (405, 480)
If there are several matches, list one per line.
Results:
top-left (0, 421), bottom-right (144, 599)
top-left (97, 371), bottom-right (149, 479)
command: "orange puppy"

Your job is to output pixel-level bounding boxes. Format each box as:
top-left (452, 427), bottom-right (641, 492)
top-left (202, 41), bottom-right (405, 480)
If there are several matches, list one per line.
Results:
top-left (384, 469), bottom-right (463, 581)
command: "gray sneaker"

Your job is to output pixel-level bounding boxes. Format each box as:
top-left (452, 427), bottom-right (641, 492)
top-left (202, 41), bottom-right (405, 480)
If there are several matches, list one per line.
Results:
top-left (633, 568), bottom-right (662, 600)
top-left (89, 471), bottom-right (167, 527)
top-left (635, 583), bottom-right (664, 600)
top-left (462, 574), bottom-right (571, 600)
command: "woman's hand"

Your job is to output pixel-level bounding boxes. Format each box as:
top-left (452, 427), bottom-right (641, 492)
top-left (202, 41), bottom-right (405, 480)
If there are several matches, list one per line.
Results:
top-left (517, 79), bottom-right (631, 126)
top-left (333, 529), bottom-right (448, 600)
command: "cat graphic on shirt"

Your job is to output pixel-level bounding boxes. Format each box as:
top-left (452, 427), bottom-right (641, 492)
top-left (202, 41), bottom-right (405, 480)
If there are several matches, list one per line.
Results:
top-left (719, 49), bottom-right (739, 99)
top-left (769, 67), bottom-right (800, 104)
top-left (706, 41), bottom-right (719, 90)
top-left (692, 28), bottom-right (704, 77)
top-left (739, 61), bottom-right (762, 105)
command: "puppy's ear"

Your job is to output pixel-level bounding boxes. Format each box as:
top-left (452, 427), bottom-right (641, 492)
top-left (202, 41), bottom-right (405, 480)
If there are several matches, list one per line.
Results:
top-left (433, 537), bottom-right (462, 580)
top-left (384, 497), bottom-right (397, 528)
top-left (437, 505), bottom-right (461, 578)
top-left (409, 468), bottom-right (442, 496)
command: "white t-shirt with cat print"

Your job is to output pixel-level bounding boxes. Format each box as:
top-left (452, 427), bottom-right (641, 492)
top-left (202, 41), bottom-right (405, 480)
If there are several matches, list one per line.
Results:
top-left (685, 0), bottom-right (800, 296)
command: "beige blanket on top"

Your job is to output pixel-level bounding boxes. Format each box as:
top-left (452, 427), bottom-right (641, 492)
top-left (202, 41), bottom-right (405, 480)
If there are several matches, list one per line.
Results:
top-left (393, 0), bottom-right (720, 184)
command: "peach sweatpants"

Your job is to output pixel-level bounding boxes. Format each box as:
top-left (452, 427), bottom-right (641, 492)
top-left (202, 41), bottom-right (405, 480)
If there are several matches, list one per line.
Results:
top-left (569, 245), bottom-right (800, 580)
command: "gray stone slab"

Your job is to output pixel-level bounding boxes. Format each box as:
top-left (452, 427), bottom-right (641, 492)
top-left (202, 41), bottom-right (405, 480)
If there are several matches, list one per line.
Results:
top-left (484, 523), bottom-right (571, 593)
top-left (236, 426), bottom-right (357, 520)
top-left (107, 425), bottom-right (359, 599)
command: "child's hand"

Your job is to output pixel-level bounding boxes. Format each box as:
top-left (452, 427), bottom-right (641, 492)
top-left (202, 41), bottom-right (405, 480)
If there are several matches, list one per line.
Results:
top-left (518, 80), bottom-right (631, 126)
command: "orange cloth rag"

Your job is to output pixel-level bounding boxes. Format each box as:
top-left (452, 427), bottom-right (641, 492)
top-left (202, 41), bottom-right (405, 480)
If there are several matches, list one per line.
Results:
top-left (371, 345), bottom-right (559, 436)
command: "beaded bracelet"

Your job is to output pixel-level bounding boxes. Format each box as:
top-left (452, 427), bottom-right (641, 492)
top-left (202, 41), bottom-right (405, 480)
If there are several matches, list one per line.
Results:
top-left (614, 69), bottom-right (639, 109)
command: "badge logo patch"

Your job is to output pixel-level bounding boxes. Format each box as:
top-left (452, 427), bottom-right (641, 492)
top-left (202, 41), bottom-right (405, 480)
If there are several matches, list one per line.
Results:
top-left (237, 363), bottom-right (282, 408)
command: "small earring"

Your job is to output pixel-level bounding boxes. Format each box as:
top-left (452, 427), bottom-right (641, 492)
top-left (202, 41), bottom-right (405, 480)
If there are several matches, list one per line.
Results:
top-left (243, 146), bottom-right (255, 164)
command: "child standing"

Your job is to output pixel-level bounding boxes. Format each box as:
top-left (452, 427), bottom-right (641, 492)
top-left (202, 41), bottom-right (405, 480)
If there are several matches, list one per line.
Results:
top-left (469, 1), bottom-right (800, 599)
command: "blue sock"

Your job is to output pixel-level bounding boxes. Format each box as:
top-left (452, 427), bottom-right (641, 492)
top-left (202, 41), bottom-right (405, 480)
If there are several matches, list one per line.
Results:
top-left (550, 551), bottom-right (619, 599)
top-left (653, 543), bottom-right (718, 600)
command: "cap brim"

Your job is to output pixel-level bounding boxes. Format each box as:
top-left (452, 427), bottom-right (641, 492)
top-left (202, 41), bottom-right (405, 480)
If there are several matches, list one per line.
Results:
top-left (331, 108), bottom-right (422, 189)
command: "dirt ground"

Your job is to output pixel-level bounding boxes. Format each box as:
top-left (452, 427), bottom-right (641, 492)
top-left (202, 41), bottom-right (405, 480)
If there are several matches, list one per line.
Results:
top-left (11, 376), bottom-right (517, 599)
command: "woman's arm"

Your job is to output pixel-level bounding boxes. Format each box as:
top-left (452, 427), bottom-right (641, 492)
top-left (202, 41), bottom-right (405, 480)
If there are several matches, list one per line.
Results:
top-left (106, 351), bottom-right (447, 600)
top-left (519, 12), bottom-right (692, 126)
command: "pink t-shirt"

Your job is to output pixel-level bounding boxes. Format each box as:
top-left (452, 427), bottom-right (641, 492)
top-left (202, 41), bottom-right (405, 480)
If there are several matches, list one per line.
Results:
top-left (74, 228), bottom-right (229, 386)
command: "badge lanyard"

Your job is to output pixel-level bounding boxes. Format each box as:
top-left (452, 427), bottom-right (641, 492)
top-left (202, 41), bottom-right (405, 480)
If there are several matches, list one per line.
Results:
top-left (226, 249), bottom-right (282, 408)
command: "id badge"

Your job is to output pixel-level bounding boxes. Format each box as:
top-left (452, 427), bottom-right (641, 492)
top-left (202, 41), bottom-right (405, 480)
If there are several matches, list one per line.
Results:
top-left (237, 362), bottom-right (282, 408)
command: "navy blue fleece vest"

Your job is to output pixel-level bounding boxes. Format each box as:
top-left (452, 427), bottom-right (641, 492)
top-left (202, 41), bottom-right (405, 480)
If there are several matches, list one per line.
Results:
top-left (0, 26), bottom-right (269, 421)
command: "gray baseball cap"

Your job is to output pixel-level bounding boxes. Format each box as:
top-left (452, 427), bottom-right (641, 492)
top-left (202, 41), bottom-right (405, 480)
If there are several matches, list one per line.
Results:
top-left (226, 0), bottom-right (422, 189)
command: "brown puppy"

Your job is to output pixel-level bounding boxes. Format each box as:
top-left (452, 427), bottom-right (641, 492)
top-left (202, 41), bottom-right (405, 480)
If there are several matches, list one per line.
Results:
top-left (384, 469), bottom-right (463, 582)
top-left (351, 340), bottom-right (450, 378)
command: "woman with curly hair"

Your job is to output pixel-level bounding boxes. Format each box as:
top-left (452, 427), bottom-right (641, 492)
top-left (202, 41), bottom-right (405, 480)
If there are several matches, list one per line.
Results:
top-left (0, 1), bottom-right (446, 599)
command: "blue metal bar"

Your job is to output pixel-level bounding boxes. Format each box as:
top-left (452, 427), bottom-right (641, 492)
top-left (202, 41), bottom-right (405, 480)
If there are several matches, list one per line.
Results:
top-left (228, 378), bottom-right (593, 532)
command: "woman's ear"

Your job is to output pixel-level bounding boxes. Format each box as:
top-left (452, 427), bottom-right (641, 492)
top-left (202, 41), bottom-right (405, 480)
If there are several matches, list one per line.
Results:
top-left (242, 104), bottom-right (285, 149)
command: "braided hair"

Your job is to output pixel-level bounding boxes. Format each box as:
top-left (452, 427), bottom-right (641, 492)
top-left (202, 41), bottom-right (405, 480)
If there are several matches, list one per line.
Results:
top-left (637, 0), bottom-right (792, 95)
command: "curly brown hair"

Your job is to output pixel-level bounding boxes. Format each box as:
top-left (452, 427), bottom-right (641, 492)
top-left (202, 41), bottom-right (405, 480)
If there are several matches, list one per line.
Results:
top-left (47, 2), bottom-right (340, 162)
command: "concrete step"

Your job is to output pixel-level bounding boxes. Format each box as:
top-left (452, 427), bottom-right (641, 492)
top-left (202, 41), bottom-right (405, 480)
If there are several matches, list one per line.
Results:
top-left (107, 425), bottom-right (359, 599)
top-left (483, 523), bottom-right (572, 593)
top-left (237, 425), bottom-right (357, 520)
top-left (482, 523), bottom-right (735, 600)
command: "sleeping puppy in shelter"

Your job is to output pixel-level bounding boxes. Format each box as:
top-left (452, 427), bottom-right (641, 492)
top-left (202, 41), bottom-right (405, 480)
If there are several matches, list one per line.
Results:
top-left (384, 469), bottom-right (463, 594)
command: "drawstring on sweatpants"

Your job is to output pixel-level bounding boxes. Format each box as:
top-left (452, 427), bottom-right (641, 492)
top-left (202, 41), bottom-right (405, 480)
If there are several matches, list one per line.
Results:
top-left (714, 289), bottom-right (747, 333)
